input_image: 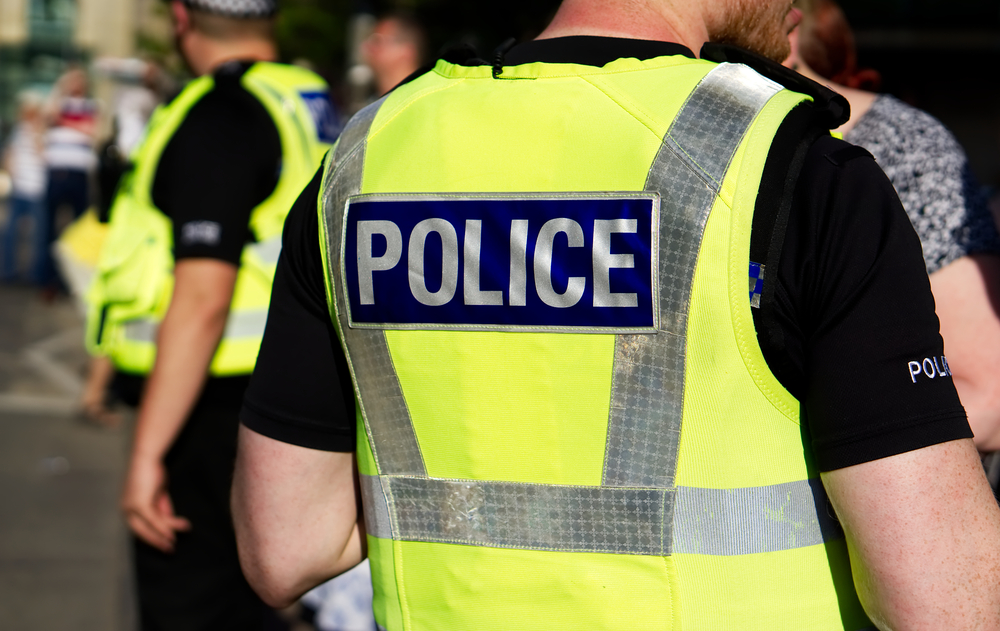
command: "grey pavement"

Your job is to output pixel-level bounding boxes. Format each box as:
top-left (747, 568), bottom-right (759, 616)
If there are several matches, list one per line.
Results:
top-left (0, 284), bottom-right (135, 631)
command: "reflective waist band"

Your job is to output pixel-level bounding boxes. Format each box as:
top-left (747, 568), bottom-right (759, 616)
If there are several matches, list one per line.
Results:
top-left (361, 475), bottom-right (842, 557)
top-left (122, 309), bottom-right (269, 343)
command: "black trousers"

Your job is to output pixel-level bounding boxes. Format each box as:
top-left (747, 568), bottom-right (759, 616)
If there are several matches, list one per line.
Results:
top-left (132, 402), bottom-right (270, 631)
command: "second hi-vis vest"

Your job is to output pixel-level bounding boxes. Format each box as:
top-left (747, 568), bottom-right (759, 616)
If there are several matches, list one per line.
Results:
top-left (319, 55), bottom-right (873, 630)
top-left (87, 62), bottom-right (334, 376)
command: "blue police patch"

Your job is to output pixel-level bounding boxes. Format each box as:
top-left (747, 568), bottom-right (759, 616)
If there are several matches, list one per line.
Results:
top-left (299, 91), bottom-right (341, 144)
top-left (342, 194), bottom-right (660, 333)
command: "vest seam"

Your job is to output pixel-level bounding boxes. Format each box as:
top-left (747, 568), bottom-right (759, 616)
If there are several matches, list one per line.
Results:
top-left (728, 95), bottom-right (803, 423)
top-left (367, 79), bottom-right (468, 146)
top-left (579, 74), bottom-right (674, 143)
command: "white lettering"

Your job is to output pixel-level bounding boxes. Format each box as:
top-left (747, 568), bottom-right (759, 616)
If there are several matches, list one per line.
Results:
top-left (941, 356), bottom-right (952, 376)
top-left (463, 220), bottom-right (503, 306)
top-left (922, 358), bottom-right (937, 378)
top-left (593, 219), bottom-right (638, 308)
top-left (908, 361), bottom-right (922, 383)
top-left (408, 219), bottom-right (458, 307)
top-left (357, 221), bottom-right (402, 305)
top-left (534, 218), bottom-right (586, 309)
top-left (509, 220), bottom-right (529, 307)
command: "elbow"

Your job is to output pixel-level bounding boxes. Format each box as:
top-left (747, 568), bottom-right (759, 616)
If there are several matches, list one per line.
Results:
top-left (245, 567), bottom-right (303, 610)
top-left (237, 544), bottom-right (311, 609)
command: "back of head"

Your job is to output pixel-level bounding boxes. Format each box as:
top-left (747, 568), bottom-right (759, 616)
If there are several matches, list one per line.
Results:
top-left (797, 0), bottom-right (856, 83)
top-left (183, 0), bottom-right (276, 42)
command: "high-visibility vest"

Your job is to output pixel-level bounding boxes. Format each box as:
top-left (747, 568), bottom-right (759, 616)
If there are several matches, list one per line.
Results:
top-left (86, 62), bottom-right (333, 376)
top-left (320, 54), bottom-right (872, 630)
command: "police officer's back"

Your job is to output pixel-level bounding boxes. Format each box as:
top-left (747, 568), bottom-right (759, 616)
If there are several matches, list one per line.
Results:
top-left (231, 1), bottom-right (1000, 629)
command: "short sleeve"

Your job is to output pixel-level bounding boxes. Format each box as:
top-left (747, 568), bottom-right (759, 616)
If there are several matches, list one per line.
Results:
top-left (771, 135), bottom-right (972, 472)
top-left (241, 166), bottom-right (358, 452)
top-left (152, 65), bottom-right (282, 265)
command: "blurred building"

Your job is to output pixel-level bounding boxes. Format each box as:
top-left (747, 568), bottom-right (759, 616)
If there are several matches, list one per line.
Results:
top-left (0, 0), bottom-right (171, 139)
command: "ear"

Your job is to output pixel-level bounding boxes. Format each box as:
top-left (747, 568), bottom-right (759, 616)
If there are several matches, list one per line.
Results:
top-left (782, 27), bottom-right (801, 70)
top-left (171, 1), bottom-right (191, 37)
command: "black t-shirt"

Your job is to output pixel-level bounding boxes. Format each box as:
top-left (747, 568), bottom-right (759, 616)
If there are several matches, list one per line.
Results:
top-left (113, 61), bottom-right (282, 409)
top-left (241, 38), bottom-right (971, 472)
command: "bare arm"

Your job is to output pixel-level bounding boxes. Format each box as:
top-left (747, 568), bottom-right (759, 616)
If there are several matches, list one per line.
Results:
top-left (121, 259), bottom-right (237, 552)
top-left (232, 424), bottom-right (364, 608)
top-left (931, 254), bottom-right (1000, 451)
top-left (822, 438), bottom-right (1000, 630)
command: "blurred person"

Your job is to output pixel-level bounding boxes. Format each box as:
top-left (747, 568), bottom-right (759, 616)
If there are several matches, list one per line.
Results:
top-left (362, 10), bottom-right (427, 97)
top-left (233, 0), bottom-right (1000, 630)
top-left (1, 92), bottom-right (47, 283)
top-left (84, 0), bottom-right (334, 627)
top-left (40, 66), bottom-right (99, 296)
top-left (787, 0), bottom-right (1000, 452)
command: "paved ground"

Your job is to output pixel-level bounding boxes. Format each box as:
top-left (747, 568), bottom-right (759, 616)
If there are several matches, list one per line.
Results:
top-left (0, 284), bottom-right (136, 631)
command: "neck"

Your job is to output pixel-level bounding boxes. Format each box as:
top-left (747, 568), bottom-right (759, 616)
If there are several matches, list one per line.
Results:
top-left (537, 0), bottom-right (708, 55)
top-left (794, 62), bottom-right (877, 135)
top-left (186, 36), bottom-right (277, 76)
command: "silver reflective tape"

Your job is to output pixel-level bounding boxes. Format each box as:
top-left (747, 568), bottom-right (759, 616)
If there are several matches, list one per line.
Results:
top-left (123, 310), bottom-right (269, 344)
top-left (361, 473), bottom-right (393, 539)
top-left (377, 626), bottom-right (388, 631)
top-left (322, 99), bottom-right (427, 477)
top-left (604, 63), bottom-right (783, 489)
top-left (222, 309), bottom-right (268, 340)
top-left (673, 480), bottom-right (843, 556)
top-left (123, 319), bottom-right (158, 343)
top-left (666, 63), bottom-right (783, 191)
top-left (374, 476), bottom-right (672, 555)
top-left (247, 236), bottom-right (283, 265)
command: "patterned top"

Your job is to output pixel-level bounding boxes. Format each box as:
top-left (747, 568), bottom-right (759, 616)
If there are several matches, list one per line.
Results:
top-left (846, 95), bottom-right (1000, 274)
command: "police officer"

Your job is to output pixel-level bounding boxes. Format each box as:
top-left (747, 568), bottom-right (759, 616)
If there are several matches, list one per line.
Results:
top-left (231, 0), bottom-right (1000, 628)
top-left (85, 0), bottom-right (334, 628)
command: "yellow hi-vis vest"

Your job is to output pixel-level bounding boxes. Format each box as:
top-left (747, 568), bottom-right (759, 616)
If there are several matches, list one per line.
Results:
top-left (86, 62), bottom-right (332, 376)
top-left (319, 55), bottom-right (873, 630)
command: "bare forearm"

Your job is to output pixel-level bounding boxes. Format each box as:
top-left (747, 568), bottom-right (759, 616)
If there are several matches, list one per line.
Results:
top-left (823, 439), bottom-right (1000, 629)
top-left (232, 425), bottom-right (364, 607)
top-left (131, 294), bottom-right (229, 461)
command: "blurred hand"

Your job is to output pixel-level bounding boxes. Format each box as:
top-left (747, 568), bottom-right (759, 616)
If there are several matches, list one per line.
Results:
top-left (121, 455), bottom-right (191, 552)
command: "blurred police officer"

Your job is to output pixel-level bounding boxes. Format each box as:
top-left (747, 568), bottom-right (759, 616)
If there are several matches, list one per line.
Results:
top-left (85, 0), bottom-right (334, 628)
top-left (231, 0), bottom-right (1000, 628)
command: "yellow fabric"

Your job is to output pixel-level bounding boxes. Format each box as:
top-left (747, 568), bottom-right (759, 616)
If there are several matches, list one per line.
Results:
top-left (56, 209), bottom-right (108, 265)
top-left (88, 62), bottom-right (331, 374)
top-left (325, 56), bottom-right (870, 630)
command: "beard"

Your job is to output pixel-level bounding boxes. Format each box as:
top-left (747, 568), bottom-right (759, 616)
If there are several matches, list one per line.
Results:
top-left (709, 0), bottom-right (795, 63)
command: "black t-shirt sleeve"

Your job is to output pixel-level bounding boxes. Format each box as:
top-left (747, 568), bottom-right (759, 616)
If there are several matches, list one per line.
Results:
top-left (767, 135), bottom-right (971, 471)
top-left (241, 166), bottom-right (357, 452)
top-left (152, 64), bottom-right (282, 264)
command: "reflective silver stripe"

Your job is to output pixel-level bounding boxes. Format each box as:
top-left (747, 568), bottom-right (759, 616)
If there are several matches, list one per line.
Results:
top-left (363, 475), bottom-right (671, 555)
top-left (321, 99), bottom-right (427, 477)
top-left (377, 625), bottom-right (388, 631)
top-left (122, 309), bottom-right (269, 343)
top-left (361, 473), bottom-right (393, 539)
top-left (247, 236), bottom-right (283, 266)
top-left (363, 475), bottom-right (841, 556)
top-left (673, 480), bottom-right (842, 556)
top-left (123, 319), bottom-right (158, 344)
top-left (603, 63), bottom-right (783, 489)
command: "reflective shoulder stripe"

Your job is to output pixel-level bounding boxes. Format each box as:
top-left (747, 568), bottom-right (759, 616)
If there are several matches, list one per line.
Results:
top-left (321, 98), bottom-right (428, 477)
top-left (362, 475), bottom-right (840, 557)
top-left (603, 63), bottom-right (783, 489)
